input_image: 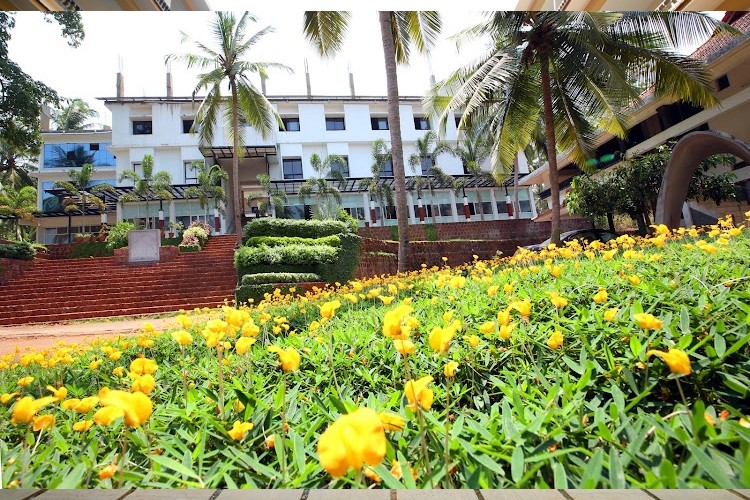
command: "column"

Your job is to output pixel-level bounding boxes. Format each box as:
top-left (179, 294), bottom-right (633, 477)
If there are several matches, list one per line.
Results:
top-left (489, 189), bottom-right (500, 220)
top-left (529, 187), bottom-right (538, 218)
top-left (449, 191), bottom-right (459, 222)
top-left (361, 192), bottom-right (370, 227)
top-left (116, 202), bottom-right (123, 223)
top-left (169, 201), bottom-right (176, 236)
top-left (407, 192), bottom-right (416, 224)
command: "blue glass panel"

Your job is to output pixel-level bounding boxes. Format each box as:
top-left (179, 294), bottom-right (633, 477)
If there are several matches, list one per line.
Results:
top-left (43, 142), bottom-right (115, 168)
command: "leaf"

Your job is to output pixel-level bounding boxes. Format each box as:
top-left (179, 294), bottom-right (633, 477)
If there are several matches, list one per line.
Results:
top-left (630, 335), bottom-right (643, 358)
top-left (609, 448), bottom-right (625, 488)
top-left (714, 333), bottom-right (726, 359)
top-left (56, 463), bottom-right (86, 488)
top-left (511, 446), bottom-right (524, 483)
top-left (679, 306), bottom-right (690, 334)
top-left (687, 442), bottom-right (736, 488)
top-left (373, 464), bottom-right (403, 489)
top-left (580, 449), bottom-right (603, 488)
top-left (553, 460), bottom-right (568, 488)
top-left (150, 454), bottom-right (201, 481)
top-left (659, 458), bottom-right (677, 488)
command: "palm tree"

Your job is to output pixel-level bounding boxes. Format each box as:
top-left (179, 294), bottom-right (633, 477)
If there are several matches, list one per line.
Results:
top-left (361, 139), bottom-right (394, 227)
top-left (54, 162), bottom-right (115, 243)
top-left (168, 12), bottom-right (292, 246)
top-left (246, 173), bottom-right (288, 218)
top-left (428, 12), bottom-right (731, 244)
top-left (304, 11), bottom-right (441, 271)
top-left (183, 161), bottom-right (228, 231)
top-left (0, 138), bottom-right (36, 189)
top-left (408, 131), bottom-right (451, 225)
top-left (52, 98), bottom-right (99, 131)
top-left (429, 165), bottom-right (467, 220)
top-left (50, 144), bottom-right (95, 169)
top-left (446, 130), bottom-right (497, 221)
top-left (118, 154), bottom-right (173, 230)
top-left (0, 184), bottom-right (37, 240)
top-left (298, 153), bottom-right (347, 220)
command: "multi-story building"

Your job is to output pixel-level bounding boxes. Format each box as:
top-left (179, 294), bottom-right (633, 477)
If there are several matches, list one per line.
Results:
top-left (521, 11), bottom-right (750, 226)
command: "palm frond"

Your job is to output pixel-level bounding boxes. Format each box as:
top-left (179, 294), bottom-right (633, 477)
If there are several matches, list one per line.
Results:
top-left (303, 11), bottom-right (351, 58)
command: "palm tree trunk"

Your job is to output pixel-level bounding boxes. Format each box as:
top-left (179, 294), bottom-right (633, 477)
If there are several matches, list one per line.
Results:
top-left (513, 156), bottom-right (520, 220)
top-left (230, 79), bottom-right (243, 247)
top-left (540, 54), bottom-right (562, 245)
top-left (475, 187), bottom-right (484, 221)
top-left (379, 11), bottom-right (409, 273)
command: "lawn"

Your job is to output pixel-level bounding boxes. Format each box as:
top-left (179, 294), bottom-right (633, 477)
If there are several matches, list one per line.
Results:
top-left (1, 217), bottom-right (749, 489)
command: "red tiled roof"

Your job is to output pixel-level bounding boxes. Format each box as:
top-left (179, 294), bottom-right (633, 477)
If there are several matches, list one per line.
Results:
top-left (691, 12), bottom-right (750, 62)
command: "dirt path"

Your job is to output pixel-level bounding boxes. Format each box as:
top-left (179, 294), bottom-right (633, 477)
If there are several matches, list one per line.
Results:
top-left (0, 316), bottom-right (183, 355)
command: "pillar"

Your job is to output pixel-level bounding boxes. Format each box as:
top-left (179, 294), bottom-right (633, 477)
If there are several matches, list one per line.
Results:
top-left (449, 191), bottom-right (459, 222)
top-left (417, 197), bottom-right (425, 223)
top-left (463, 194), bottom-right (471, 220)
top-left (158, 209), bottom-right (164, 230)
top-left (116, 203), bottom-right (123, 223)
top-left (489, 189), bottom-right (500, 220)
top-left (682, 202), bottom-right (693, 227)
top-left (361, 192), bottom-right (370, 227)
top-left (169, 201), bottom-right (176, 235)
top-left (407, 192), bottom-right (416, 224)
top-left (214, 208), bottom-right (221, 233)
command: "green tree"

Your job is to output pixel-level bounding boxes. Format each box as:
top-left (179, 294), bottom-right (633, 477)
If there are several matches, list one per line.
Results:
top-left (0, 184), bottom-right (37, 240)
top-left (118, 154), bottom-right (173, 230)
top-left (429, 12), bottom-right (733, 244)
top-left (246, 173), bottom-right (288, 219)
top-left (55, 163), bottom-right (114, 243)
top-left (408, 131), bottom-right (451, 225)
top-left (304, 11), bottom-right (441, 272)
top-left (447, 130), bottom-right (496, 221)
top-left (52, 98), bottom-right (99, 131)
top-left (183, 161), bottom-right (228, 228)
top-left (168, 12), bottom-right (292, 246)
top-left (298, 153), bottom-right (347, 220)
top-left (361, 139), bottom-right (395, 227)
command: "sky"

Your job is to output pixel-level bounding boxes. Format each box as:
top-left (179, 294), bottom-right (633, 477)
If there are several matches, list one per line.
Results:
top-left (7, 10), bottom-right (491, 128)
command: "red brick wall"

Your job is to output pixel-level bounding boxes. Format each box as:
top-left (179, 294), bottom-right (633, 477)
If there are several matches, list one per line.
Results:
top-left (0, 258), bottom-right (34, 285)
top-left (44, 244), bottom-right (74, 260)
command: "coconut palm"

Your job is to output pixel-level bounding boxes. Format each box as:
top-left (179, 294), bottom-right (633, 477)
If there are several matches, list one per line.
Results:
top-left (52, 98), bottom-right (99, 131)
top-left (118, 154), bottom-right (173, 230)
top-left (298, 153), bottom-right (347, 220)
top-left (428, 11), bottom-right (732, 244)
top-left (361, 139), bottom-right (395, 227)
top-left (54, 162), bottom-right (115, 243)
top-left (0, 184), bottom-right (37, 240)
top-left (0, 138), bottom-right (36, 189)
top-left (246, 173), bottom-right (288, 218)
top-left (168, 12), bottom-right (292, 246)
top-left (304, 11), bottom-right (441, 271)
top-left (408, 131), bottom-right (452, 225)
top-left (183, 161), bottom-right (228, 229)
top-left (448, 130), bottom-right (496, 221)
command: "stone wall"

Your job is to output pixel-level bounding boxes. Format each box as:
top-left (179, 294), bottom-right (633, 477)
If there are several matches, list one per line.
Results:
top-left (0, 258), bottom-right (34, 285)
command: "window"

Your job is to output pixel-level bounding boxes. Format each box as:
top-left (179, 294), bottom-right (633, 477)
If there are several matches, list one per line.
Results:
top-left (420, 157), bottom-right (433, 175)
top-left (183, 119), bottom-right (195, 134)
top-left (454, 114), bottom-right (461, 128)
top-left (281, 117), bottom-right (301, 132)
top-left (438, 203), bottom-right (453, 217)
top-left (414, 116), bottom-right (430, 130)
top-left (519, 200), bottom-right (532, 213)
top-left (371, 117), bottom-right (389, 130)
top-left (184, 161), bottom-right (199, 183)
top-left (283, 158), bottom-right (304, 180)
top-left (343, 207), bottom-right (365, 221)
top-left (716, 74), bottom-right (730, 91)
top-left (132, 120), bottom-right (152, 135)
top-left (89, 143), bottom-right (99, 151)
top-left (132, 162), bottom-right (142, 173)
top-left (496, 201), bottom-right (508, 215)
top-left (329, 156), bottom-right (350, 178)
top-left (325, 117), bottom-right (346, 131)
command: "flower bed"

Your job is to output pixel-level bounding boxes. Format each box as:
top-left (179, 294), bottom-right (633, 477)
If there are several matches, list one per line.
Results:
top-left (1, 216), bottom-right (749, 489)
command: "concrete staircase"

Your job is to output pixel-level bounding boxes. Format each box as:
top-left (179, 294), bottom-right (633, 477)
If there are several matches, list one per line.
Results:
top-left (0, 235), bottom-right (238, 326)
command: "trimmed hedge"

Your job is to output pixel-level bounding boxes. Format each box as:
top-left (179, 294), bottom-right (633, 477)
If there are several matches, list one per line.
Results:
top-left (234, 244), bottom-right (337, 278)
top-left (245, 235), bottom-right (341, 248)
top-left (0, 242), bottom-right (36, 260)
top-left (316, 232), bottom-right (361, 285)
top-left (243, 218), bottom-right (348, 239)
top-left (70, 242), bottom-right (114, 259)
top-left (179, 244), bottom-right (201, 253)
top-left (162, 237), bottom-right (181, 247)
top-left (240, 272), bottom-right (320, 286)
top-left (236, 283), bottom-right (292, 306)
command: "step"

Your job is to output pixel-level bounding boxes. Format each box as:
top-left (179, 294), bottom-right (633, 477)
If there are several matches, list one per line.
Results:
top-left (0, 275), bottom-right (237, 292)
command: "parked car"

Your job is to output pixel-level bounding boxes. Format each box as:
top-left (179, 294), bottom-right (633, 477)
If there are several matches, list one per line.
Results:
top-left (525, 229), bottom-right (618, 251)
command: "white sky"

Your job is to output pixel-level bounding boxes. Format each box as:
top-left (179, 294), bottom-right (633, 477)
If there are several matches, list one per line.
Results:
top-left (7, 10), bottom-right (492, 128)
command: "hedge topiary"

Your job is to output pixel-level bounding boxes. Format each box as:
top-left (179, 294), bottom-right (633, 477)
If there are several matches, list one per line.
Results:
top-left (240, 272), bottom-right (321, 286)
top-left (0, 241), bottom-right (36, 260)
top-left (179, 244), bottom-right (201, 253)
top-left (243, 218), bottom-right (348, 239)
top-left (245, 235), bottom-right (341, 248)
top-left (234, 244), bottom-right (338, 278)
top-left (70, 242), bottom-right (114, 259)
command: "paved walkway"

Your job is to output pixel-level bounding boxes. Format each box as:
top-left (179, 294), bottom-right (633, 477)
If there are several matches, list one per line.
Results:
top-left (1, 489), bottom-right (748, 499)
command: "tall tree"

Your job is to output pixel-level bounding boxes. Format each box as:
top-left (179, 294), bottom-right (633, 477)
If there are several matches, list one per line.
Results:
top-left (447, 130), bottom-right (496, 221)
top-left (52, 98), bottom-right (99, 131)
top-left (0, 184), bottom-right (37, 240)
top-left (118, 154), bottom-right (173, 230)
top-left (361, 139), bottom-right (395, 228)
top-left (304, 11), bottom-right (441, 272)
top-left (298, 153), bottom-right (347, 220)
top-left (55, 163), bottom-right (115, 243)
top-left (184, 161), bottom-right (228, 229)
top-left (428, 12), bottom-right (733, 244)
top-left (168, 12), bottom-right (291, 246)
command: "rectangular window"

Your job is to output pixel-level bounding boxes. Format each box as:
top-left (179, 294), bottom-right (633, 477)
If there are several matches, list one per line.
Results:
top-left (132, 120), bottom-right (152, 135)
top-left (438, 204), bottom-right (453, 217)
top-left (184, 161), bottom-right (198, 183)
top-left (329, 156), bottom-right (350, 178)
top-left (496, 201), bottom-right (507, 214)
top-left (325, 117), bottom-right (346, 131)
top-left (716, 74), bottom-right (730, 91)
top-left (520, 200), bottom-right (532, 213)
top-left (381, 159), bottom-right (394, 177)
top-left (481, 201), bottom-right (493, 214)
top-left (371, 117), bottom-right (389, 130)
top-left (132, 162), bottom-right (142, 173)
top-left (420, 157), bottom-right (433, 175)
top-left (182, 119), bottom-right (195, 134)
top-left (457, 203), bottom-right (476, 216)
top-left (281, 117), bottom-right (301, 132)
top-left (283, 158), bottom-right (304, 180)
top-left (414, 116), bottom-right (431, 130)
top-left (89, 143), bottom-right (99, 151)
top-left (344, 207), bottom-right (365, 221)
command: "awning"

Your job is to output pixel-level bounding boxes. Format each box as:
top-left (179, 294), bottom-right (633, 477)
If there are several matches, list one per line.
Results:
top-left (200, 145), bottom-right (277, 160)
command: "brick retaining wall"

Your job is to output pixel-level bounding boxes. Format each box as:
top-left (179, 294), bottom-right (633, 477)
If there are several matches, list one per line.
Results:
top-left (0, 258), bottom-right (34, 285)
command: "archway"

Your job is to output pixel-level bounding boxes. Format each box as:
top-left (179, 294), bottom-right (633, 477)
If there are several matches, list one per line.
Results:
top-left (655, 130), bottom-right (750, 229)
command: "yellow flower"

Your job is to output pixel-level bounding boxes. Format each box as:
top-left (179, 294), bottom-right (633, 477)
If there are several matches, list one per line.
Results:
top-left (441, 256), bottom-right (448, 262)
top-left (497, 309), bottom-right (511, 326)
top-left (137, 336), bottom-right (154, 348)
top-left (378, 412), bottom-right (405, 431)
top-left (1, 392), bottom-right (20, 404)
top-left (131, 374), bottom-right (156, 394)
top-left (107, 350), bottom-right (122, 361)
top-left (98, 388), bottom-right (153, 427)
top-left (428, 326), bottom-right (454, 353)
top-left (130, 358), bottom-right (158, 375)
top-left (700, 243), bottom-right (718, 254)
top-left (404, 376), bottom-right (434, 411)
top-left (634, 313), bottom-right (663, 330)
top-left (235, 336), bottom-right (256, 355)
top-left (728, 227), bottom-right (742, 237)
top-left (309, 320), bottom-right (321, 333)
top-left (382, 305), bottom-right (413, 340)
top-left (17, 376), bottom-right (34, 387)
top-left (46, 385), bottom-right (67, 401)
top-left (233, 400), bottom-right (245, 412)
top-left (627, 275), bottom-right (641, 286)
top-left (548, 293), bottom-right (568, 309)
top-left (264, 435), bottom-right (276, 449)
top-left (379, 296), bottom-right (395, 306)
top-left (176, 315), bottom-right (192, 329)
top-left (499, 323), bottom-right (515, 340)
top-left (444, 361), bottom-right (459, 378)
top-left (72, 420), bottom-right (94, 432)
top-left (267, 346), bottom-right (301, 372)
top-left (393, 339), bottom-right (415, 355)
top-left (142, 322), bottom-right (155, 333)
top-left (479, 321), bottom-right (495, 335)
top-left (61, 398), bottom-right (80, 410)
top-left (227, 421), bottom-right (254, 441)
top-left (449, 276), bottom-right (466, 289)
top-left (93, 406), bottom-right (124, 427)
top-left (442, 310), bottom-right (454, 322)
top-left (112, 366), bottom-right (125, 377)
top-left (98, 464), bottom-right (118, 481)
top-left (604, 308), bottom-right (619, 322)
top-left (602, 249), bottom-right (618, 260)
top-left (550, 265), bottom-right (562, 278)
top-left (317, 408), bottom-right (387, 478)
top-left (320, 300), bottom-right (342, 320)
top-left (487, 285), bottom-right (499, 297)
top-left (241, 322), bottom-right (260, 337)
top-left (504, 283), bottom-right (514, 295)
top-left (464, 335), bottom-right (480, 348)
top-left (171, 330), bottom-right (193, 346)
top-left (509, 299), bottom-right (531, 319)
top-left (89, 358), bottom-right (102, 370)
top-left (592, 289), bottom-right (608, 304)
top-left (651, 224), bottom-right (670, 236)
top-left (11, 396), bottom-right (58, 424)
top-left (32, 414), bottom-right (55, 432)
top-left (646, 348), bottom-right (691, 376)
top-left (388, 284), bottom-right (398, 295)
top-left (547, 331), bottom-right (564, 349)
top-left (271, 326), bottom-right (282, 335)
top-left (74, 396), bottom-right (99, 414)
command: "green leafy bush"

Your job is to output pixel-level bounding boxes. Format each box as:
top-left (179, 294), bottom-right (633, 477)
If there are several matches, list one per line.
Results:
top-left (245, 235), bottom-right (341, 248)
top-left (316, 232), bottom-right (361, 284)
top-left (243, 218), bottom-right (348, 239)
top-left (181, 226), bottom-right (209, 248)
top-left (240, 272), bottom-right (321, 286)
top-left (337, 209), bottom-right (360, 233)
top-left (424, 223), bottom-right (438, 241)
top-left (161, 237), bottom-right (181, 247)
top-left (179, 244), bottom-right (201, 253)
top-left (106, 221), bottom-right (135, 251)
top-left (0, 241), bottom-right (36, 260)
top-left (235, 244), bottom-right (338, 278)
top-left (70, 242), bottom-right (114, 259)
top-left (389, 225), bottom-right (399, 241)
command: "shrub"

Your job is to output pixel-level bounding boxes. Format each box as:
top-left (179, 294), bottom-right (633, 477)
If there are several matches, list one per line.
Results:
top-left (243, 218), bottom-right (348, 239)
top-left (245, 235), bottom-right (341, 248)
top-left (337, 209), bottom-right (360, 233)
top-left (0, 241), bottom-right (36, 260)
top-left (161, 237), bottom-right (181, 247)
top-left (316, 232), bottom-right (360, 284)
top-left (424, 223), bottom-right (438, 241)
top-left (70, 242), bottom-right (114, 259)
top-left (389, 225), bottom-right (399, 241)
top-left (240, 272), bottom-right (321, 286)
top-left (106, 221), bottom-right (135, 251)
top-left (188, 220), bottom-right (212, 236)
top-left (179, 244), bottom-right (201, 253)
top-left (234, 244), bottom-right (338, 277)
top-left (181, 226), bottom-right (209, 248)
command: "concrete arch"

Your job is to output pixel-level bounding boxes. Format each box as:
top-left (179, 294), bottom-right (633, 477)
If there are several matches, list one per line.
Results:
top-left (655, 131), bottom-right (750, 229)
